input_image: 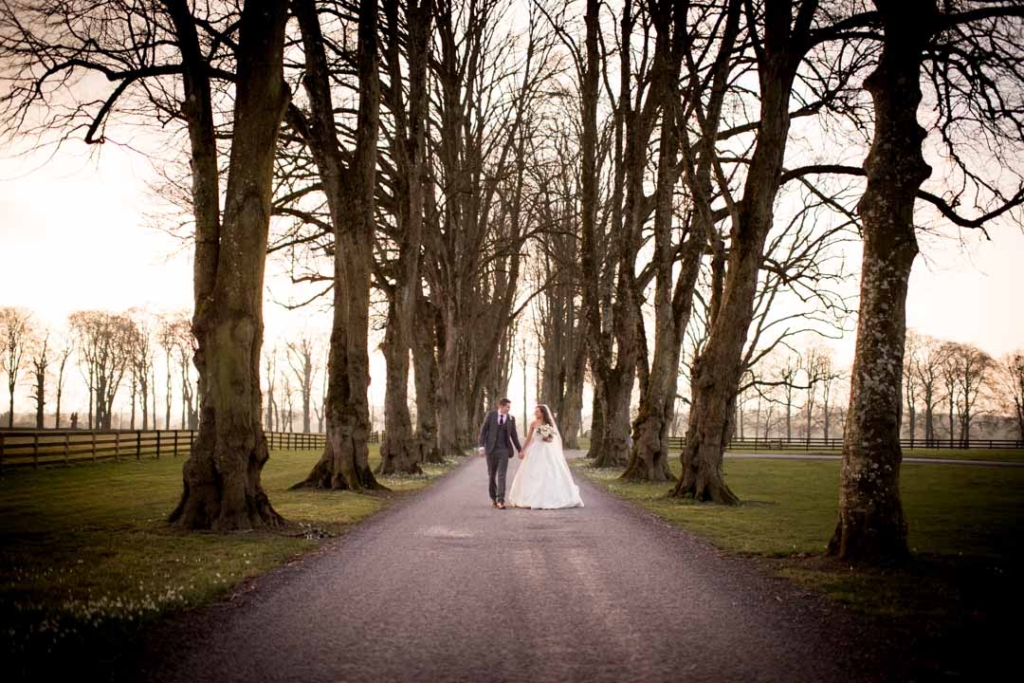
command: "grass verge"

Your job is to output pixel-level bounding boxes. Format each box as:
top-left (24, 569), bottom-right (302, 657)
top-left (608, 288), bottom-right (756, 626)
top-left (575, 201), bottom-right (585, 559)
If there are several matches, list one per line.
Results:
top-left (0, 446), bottom-right (459, 678)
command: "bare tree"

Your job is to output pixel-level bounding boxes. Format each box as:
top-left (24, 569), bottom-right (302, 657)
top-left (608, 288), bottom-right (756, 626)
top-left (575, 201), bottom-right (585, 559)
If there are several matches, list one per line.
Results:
top-left (286, 337), bottom-right (316, 434)
top-left (53, 335), bottom-right (73, 429)
top-left (902, 331), bottom-right (924, 441)
top-left (940, 341), bottom-right (960, 444)
top-left (801, 345), bottom-right (833, 440)
top-left (292, 0), bottom-right (385, 492)
top-left (830, 0), bottom-right (1024, 563)
top-left (126, 309), bottom-right (155, 430)
top-left (28, 331), bottom-right (49, 428)
top-left (412, 291), bottom-right (443, 463)
top-left (626, 0), bottom-right (743, 481)
top-left (157, 316), bottom-right (180, 431)
top-left (672, 0), bottom-right (848, 504)
top-left (907, 331), bottom-right (945, 442)
top-left (69, 311), bottom-right (133, 430)
top-left (264, 347), bottom-right (278, 433)
top-left (777, 353), bottom-right (802, 441)
top-left (376, 0), bottom-right (433, 475)
top-left (2, 0), bottom-right (292, 529)
top-left (1000, 351), bottom-right (1024, 441)
top-left (1, 307), bottom-right (32, 427)
top-left (948, 343), bottom-right (994, 445)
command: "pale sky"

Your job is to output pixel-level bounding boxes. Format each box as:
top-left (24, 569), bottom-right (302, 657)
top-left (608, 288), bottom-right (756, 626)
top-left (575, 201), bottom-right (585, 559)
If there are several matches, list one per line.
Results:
top-left (1, 133), bottom-right (1023, 424)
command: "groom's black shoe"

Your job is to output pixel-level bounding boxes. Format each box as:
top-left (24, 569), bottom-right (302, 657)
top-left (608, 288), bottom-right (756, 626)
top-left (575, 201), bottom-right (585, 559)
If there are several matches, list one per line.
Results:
top-left (497, 502), bottom-right (506, 510)
top-left (491, 501), bottom-right (499, 508)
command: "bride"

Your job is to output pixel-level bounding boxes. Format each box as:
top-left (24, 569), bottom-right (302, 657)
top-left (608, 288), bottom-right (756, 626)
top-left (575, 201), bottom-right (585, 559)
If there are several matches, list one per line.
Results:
top-left (508, 405), bottom-right (584, 509)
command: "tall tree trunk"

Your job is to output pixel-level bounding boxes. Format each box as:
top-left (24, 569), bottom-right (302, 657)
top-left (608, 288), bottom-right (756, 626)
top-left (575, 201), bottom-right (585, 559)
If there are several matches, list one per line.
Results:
top-left (828, 0), bottom-right (936, 563)
top-left (293, 0), bottom-right (383, 492)
top-left (379, 304), bottom-right (421, 474)
top-left (559, 341), bottom-right (587, 449)
top-left (672, 0), bottom-right (811, 503)
top-left (577, 0), bottom-right (602, 462)
top-left (378, 0), bottom-right (431, 475)
top-left (626, 0), bottom-right (741, 481)
top-left (436, 306), bottom-right (464, 457)
top-left (412, 289), bottom-right (443, 463)
top-left (168, 0), bottom-right (290, 530)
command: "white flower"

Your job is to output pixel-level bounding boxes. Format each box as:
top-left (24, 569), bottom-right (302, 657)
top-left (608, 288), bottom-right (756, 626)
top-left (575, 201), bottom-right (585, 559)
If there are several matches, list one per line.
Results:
top-left (537, 424), bottom-right (555, 442)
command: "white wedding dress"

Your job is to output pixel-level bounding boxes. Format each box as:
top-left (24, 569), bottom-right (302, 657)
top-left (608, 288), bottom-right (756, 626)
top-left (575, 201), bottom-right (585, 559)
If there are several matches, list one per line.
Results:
top-left (508, 424), bottom-right (584, 509)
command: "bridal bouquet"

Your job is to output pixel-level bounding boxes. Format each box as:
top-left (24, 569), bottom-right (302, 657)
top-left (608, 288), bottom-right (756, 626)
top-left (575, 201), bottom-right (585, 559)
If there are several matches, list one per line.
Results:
top-left (537, 424), bottom-right (556, 443)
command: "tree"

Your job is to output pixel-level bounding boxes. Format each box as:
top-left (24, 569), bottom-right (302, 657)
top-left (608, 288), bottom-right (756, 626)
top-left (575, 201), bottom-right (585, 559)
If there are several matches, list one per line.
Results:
top-left (286, 337), bottom-right (316, 434)
top-left (264, 347), bottom-right (278, 433)
top-left (626, 0), bottom-right (744, 482)
top-left (53, 336), bottom-right (73, 429)
top-left (168, 0), bottom-right (291, 529)
top-left (423, 0), bottom-right (549, 458)
top-left (902, 331), bottom-right (925, 441)
top-left (375, 0), bottom-right (432, 475)
top-left (671, 0), bottom-right (850, 504)
top-left (292, 0), bottom-right (385, 491)
top-left (830, 0), bottom-right (936, 562)
top-left (28, 331), bottom-right (49, 428)
top-left (0, 307), bottom-right (32, 427)
top-left (1001, 351), bottom-right (1024, 441)
top-left (802, 345), bottom-right (834, 440)
top-left (777, 353), bottom-right (802, 441)
top-left (2, 0), bottom-right (292, 529)
top-left (412, 291), bottom-right (443, 463)
top-left (906, 331), bottom-right (945, 443)
top-left (946, 342), bottom-right (994, 445)
top-left (830, 0), bottom-right (1024, 563)
top-left (69, 311), bottom-right (132, 430)
top-left (940, 341), bottom-right (961, 444)
top-left (173, 321), bottom-right (197, 431)
top-left (157, 316), bottom-right (181, 431)
top-left (126, 309), bottom-right (155, 430)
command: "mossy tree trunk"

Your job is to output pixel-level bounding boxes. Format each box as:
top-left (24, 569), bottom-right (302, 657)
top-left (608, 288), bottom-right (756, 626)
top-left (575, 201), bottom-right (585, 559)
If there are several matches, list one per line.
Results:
top-left (671, 0), bottom-right (811, 504)
top-left (291, 0), bottom-right (383, 492)
top-left (412, 290), bottom-right (444, 464)
top-left (168, 0), bottom-right (290, 530)
top-left (828, 0), bottom-right (937, 563)
top-left (377, 0), bottom-right (432, 476)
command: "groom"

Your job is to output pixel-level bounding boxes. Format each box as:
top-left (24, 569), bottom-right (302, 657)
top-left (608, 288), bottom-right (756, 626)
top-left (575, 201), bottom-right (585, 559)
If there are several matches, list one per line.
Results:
top-left (477, 398), bottom-right (522, 510)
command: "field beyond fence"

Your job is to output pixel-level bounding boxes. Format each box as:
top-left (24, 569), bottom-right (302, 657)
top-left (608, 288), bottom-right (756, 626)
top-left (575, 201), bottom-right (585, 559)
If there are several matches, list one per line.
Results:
top-left (1, 429), bottom-right (1020, 471)
top-left (665, 435), bottom-right (1024, 452)
top-left (0, 429), bottom-right (382, 469)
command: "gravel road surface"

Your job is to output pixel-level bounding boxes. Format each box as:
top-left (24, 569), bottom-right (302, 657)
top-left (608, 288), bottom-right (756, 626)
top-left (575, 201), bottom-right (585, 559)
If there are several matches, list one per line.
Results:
top-left (136, 452), bottom-right (902, 683)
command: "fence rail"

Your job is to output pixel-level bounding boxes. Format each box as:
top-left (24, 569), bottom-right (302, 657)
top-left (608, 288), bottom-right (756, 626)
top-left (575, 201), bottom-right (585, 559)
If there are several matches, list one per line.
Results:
top-left (664, 436), bottom-right (1024, 452)
top-left (0, 428), bottom-right (381, 470)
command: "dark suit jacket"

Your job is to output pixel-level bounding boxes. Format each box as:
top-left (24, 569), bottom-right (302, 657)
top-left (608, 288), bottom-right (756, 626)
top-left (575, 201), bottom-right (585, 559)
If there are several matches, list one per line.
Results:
top-left (478, 410), bottom-right (522, 458)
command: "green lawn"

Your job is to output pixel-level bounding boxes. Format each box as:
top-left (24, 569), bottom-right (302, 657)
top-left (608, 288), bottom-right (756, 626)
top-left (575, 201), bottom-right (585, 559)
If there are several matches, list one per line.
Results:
top-left (581, 459), bottom-right (1023, 557)
top-left (577, 457), bottom-right (1024, 676)
top-left (898, 447), bottom-right (1024, 463)
top-left (724, 446), bottom-right (1024, 463)
top-left (0, 446), bottom-right (457, 676)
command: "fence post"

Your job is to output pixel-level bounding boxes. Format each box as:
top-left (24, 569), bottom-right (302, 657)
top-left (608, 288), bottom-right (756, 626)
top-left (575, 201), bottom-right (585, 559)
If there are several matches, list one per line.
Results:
top-left (64, 432), bottom-right (70, 465)
top-left (33, 432), bottom-right (39, 469)
top-left (156, 431), bottom-right (161, 459)
top-left (91, 431), bottom-right (97, 462)
top-left (115, 431), bottom-right (121, 462)
top-left (174, 431), bottom-right (179, 457)
top-left (136, 431), bottom-right (142, 460)
top-left (0, 432), bottom-right (4, 471)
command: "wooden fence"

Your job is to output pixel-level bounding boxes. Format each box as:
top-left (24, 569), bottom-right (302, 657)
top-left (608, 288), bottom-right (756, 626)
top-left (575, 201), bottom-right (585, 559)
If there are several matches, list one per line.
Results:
top-left (0, 428), bottom-right (382, 470)
top-left (664, 436), bottom-right (1024, 452)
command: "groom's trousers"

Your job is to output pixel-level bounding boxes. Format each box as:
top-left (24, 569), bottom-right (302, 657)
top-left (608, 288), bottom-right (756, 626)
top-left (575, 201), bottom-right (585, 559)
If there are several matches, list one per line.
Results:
top-left (486, 447), bottom-right (510, 502)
